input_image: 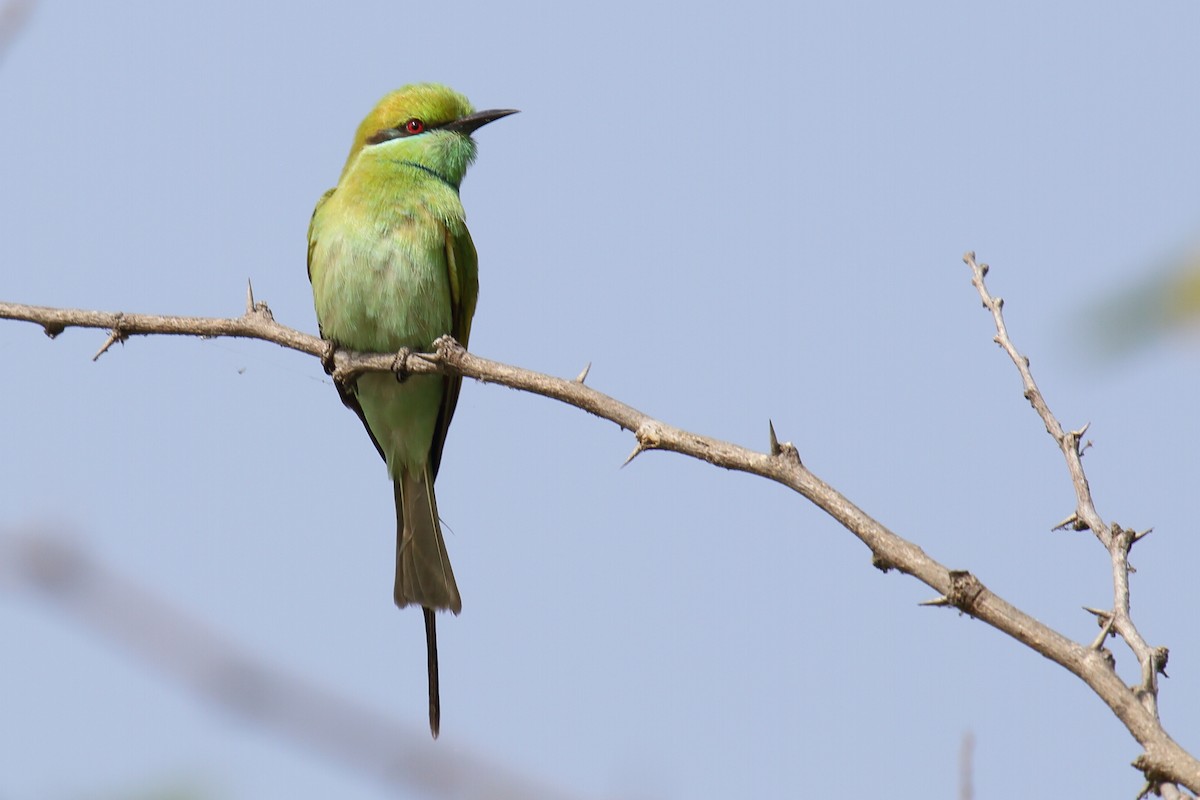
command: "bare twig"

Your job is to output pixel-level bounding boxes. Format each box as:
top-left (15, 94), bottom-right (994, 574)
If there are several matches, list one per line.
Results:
top-left (962, 254), bottom-right (1107, 543)
top-left (963, 252), bottom-right (1183, 794)
top-left (0, 528), bottom-right (597, 800)
top-left (2, 284), bottom-right (1198, 791)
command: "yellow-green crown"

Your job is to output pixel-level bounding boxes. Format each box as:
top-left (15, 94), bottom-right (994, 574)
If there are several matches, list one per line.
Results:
top-left (342, 83), bottom-right (475, 175)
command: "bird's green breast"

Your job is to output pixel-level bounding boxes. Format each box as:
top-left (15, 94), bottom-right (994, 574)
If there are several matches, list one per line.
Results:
top-left (309, 168), bottom-right (464, 353)
top-left (308, 162), bottom-right (469, 478)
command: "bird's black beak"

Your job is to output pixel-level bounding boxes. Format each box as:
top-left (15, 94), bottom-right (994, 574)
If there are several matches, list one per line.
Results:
top-left (442, 108), bottom-right (519, 135)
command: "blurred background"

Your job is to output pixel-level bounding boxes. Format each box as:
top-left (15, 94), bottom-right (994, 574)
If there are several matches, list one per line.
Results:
top-left (2, 1), bottom-right (1199, 797)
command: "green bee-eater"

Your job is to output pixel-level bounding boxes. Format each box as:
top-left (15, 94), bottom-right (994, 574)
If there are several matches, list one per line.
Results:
top-left (307, 83), bottom-right (515, 737)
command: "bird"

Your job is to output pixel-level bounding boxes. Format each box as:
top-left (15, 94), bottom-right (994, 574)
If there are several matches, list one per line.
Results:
top-left (307, 83), bottom-right (516, 737)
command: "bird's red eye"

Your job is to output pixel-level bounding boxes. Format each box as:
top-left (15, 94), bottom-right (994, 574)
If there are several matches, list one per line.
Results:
top-left (404, 118), bottom-right (425, 134)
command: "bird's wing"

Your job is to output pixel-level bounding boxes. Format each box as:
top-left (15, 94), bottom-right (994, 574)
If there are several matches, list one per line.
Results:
top-left (428, 224), bottom-right (479, 478)
top-left (306, 188), bottom-right (335, 285)
top-left (308, 187), bottom-right (386, 463)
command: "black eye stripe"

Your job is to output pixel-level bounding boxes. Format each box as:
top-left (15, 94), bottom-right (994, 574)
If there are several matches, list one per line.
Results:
top-left (366, 118), bottom-right (431, 145)
top-left (366, 128), bottom-right (402, 145)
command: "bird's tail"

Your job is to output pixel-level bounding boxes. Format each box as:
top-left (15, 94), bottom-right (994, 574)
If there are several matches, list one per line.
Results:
top-left (394, 468), bottom-right (461, 738)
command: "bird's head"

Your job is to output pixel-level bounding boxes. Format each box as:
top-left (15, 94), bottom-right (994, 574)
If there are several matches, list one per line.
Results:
top-left (339, 83), bottom-right (517, 189)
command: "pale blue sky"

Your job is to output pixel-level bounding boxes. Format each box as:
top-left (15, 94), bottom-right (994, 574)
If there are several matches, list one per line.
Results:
top-left (3, 1), bottom-right (1200, 798)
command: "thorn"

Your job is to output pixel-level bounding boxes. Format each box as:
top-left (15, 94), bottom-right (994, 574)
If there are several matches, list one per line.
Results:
top-left (1132, 528), bottom-right (1154, 543)
top-left (92, 331), bottom-right (120, 361)
top-left (1082, 606), bottom-right (1112, 620)
top-left (92, 314), bottom-right (127, 361)
top-left (246, 279), bottom-right (255, 313)
top-left (1088, 614), bottom-right (1115, 650)
top-left (768, 420), bottom-right (781, 456)
top-left (1067, 423), bottom-right (1093, 457)
top-left (919, 596), bottom-right (952, 607)
top-left (1051, 513), bottom-right (1079, 532)
top-left (574, 362), bottom-right (591, 384)
top-left (621, 423), bottom-right (662, 468)
top-left (620, 441), bottom-right (645, 469)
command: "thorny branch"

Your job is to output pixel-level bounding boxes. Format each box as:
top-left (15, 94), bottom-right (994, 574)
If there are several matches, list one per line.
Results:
top-left (963, 252), bottom-right (1179, 797)
top-left (964, 255), bottom-right (1164, 689)
top-left (1, 261), bottom-right (1196, 792)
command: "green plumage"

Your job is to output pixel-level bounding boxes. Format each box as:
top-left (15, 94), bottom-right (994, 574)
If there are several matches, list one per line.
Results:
top-left (307, 83), bottom-right (514, 737)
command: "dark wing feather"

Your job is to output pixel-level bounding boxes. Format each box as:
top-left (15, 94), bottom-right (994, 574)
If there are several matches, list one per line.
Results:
top-left (428, 224), bottom-right (479, 478)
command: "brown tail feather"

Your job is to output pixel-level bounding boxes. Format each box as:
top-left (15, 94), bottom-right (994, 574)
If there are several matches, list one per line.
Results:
top-left (394, 469), bottom-right (461, 611)
top-left (394, 471), bottom-right (461, 737)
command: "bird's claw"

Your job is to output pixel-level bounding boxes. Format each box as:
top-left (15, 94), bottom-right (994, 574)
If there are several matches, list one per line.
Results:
top-left (392, 347), bottom-right (413, 383)
top-left (320, 340), bottom-right (339, 376)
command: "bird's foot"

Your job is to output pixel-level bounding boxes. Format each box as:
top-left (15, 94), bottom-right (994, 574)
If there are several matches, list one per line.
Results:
top-left (320, 340), bottom-right (339, 376)
top-left (391, 347), bottom-right (413, 384)
top-left (432, 334), bottom-right (465, 359)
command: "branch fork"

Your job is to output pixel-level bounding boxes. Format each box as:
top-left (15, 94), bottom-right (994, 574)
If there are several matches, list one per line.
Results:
top-left (1, 255), bottom-right (1196, 793)
top-left (963, 251), bottom-right (1186, 794)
